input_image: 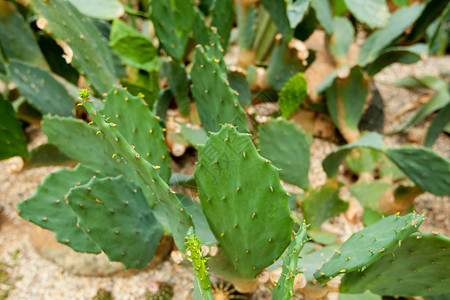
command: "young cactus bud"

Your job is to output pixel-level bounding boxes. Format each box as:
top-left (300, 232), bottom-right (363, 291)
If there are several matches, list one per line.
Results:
top-left (185, 228), bottom-right (211, 291)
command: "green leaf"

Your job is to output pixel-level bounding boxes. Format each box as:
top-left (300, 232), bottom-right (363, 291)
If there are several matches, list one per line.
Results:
top-left (67, 0), bottom-right (124, 20)
top-left (358, 3), bottom-right (426, 67)
top-left (0, 97), bottom-right (28, 160)
top-left (302, 182), bottom-right (348, 230)
top-left (344, 0), bottom-right (390, 29)
top-left (278, 72), bottom-right (308, 118)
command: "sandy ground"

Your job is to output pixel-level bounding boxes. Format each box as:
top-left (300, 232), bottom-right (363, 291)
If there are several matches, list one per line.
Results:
top-left (0, 56), bottom-right (449, 299)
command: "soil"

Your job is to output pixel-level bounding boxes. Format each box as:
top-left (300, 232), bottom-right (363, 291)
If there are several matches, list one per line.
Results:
top-left (0, 55), bottom-right (449, 299)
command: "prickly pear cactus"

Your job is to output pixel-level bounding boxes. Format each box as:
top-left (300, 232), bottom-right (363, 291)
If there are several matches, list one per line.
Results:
top-left (195, 125), bottom-right (293, 278)
top-left (302, 181), bottom-right (348, 230)
top-left (191, 46), bottom-right (248, 134)
top-left (258, 118), bottom-right (310, 190)
top-left (0, 96), bottom-right (28, 160)
top-left (326, 66), bottom-right (368, 142)
top-left (272, 222), bottom-right (308, 300)
top-left (322, 132), bottom-right (385, 178)
top-left (0, 2), bottom-right (48, 68)
top-left (100, 87), bottom-right (171, 182)
top-left (145, 283), bottom-right (173, 300)
top-left (32, 0), bottom-right (117, 94)
top-left (210, 0), bottom-right (234, 47)
top-left (151, 0), bottom-right (195, 60)
top-left (341, 233), bottom-right (450, 296)
top-left (185, 228), bottom-right (214, 299)
top-left (17, 164), bottom-right (102, 253)
top-left (67, 176), bottom-right (163, 269)
top-left (161, 58), bottom-right (190, 116)
top-left (6, 59), bottom-right (74, 116)
top-left (314, 212), bottom-right (424, 282)
top-left (384, 147), bottom-right (450, 196)
top-left (278, 72), bottom-right (308, 118)
top-left (80, 90), bottom-right (193, 250)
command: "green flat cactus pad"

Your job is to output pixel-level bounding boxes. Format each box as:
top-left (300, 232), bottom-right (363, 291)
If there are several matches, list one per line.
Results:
top-left (261, 0), bottom-right (293, 39)
top-left (302, 182), bottom-right (348, 230)
top-left (258, 118), bottom-right (310, 190)
top-left (341, 233), bottom-right (450, 296)
top-left (300, 245), bottom-right (335, 282)
top-left (210, 0), bottom-right (234, 47)
top-left (7, 59), bottom-right (74, 116)
top-left (326, 66), bottom-right (368, 140)
top-left (195, 125), bottom-right (293, 278)
top-left (0, 97), bottom-right (28, 160)
top-left (0, 4), bottom-right (47, 68)
top-left (17, 164), bottom-right (101, 253)
top-left (68, 176), bottom-right (163, 269)
top-left (151, 0), bottom-right (195, 60)
top-left (345, 148), bottom-right (382, 176)
top-left (322, 132), bottom-right (385, 178)
top-left (314, 213), bottom-right (424, 282)
top-left (161, 58), bottom-right (190, 116)
top-left (191, 46), bottom-right (248, 134)
top-left (100, 87), bottom-right (171, 182)
top-left (42, 116), bottom-right (154, 202)
top-left (384, 147), bottom-right (450, 196)
top-left (33, 0), bottom-right (117, 94)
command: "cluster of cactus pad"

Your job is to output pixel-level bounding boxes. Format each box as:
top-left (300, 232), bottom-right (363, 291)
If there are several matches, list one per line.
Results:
top-left (1, 0), bottom-right (449, 299)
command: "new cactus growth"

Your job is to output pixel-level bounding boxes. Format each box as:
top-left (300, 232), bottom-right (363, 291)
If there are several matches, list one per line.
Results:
top-left (185, 228), bottom-right (214, 300)
top-left (272, 222), bottom-right (308, 300)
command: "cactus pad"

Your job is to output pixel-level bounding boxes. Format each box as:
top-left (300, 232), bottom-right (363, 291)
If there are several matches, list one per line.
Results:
top-left (191, 46), bottom-right (248, 133)
top-left (301, 181), bottom-right (348, 230)
top-left (0, 97), bottom-right (28, 160)
top-left (7, 59), bottom-right (74, 116)
top-left (0, 3), bottom-right (47, 68)
top-left (151, 0), bottom-right (195, 60)
top-left (278, 72), bottom-right (308, 118)
top-left (32, 0), bottom-right (117, 94)
top-left (17, 164), bottom-right (101, 253)
top-left (100, 87), bottom-right (171, 182)
top-left (195, 125), bottom-right (293, 278)
top-left (341, 233), bottom-right (450, 296)
top-left (258, 118), bottom-right (310, 190)
top-left (161, 58), bottom-right (190, 116)
top-left (384, 146), bottom-right (450, 196)
top-left (322, 132), bottom-right (385, 178)
top-left (314, 213), bottom-right (424, 282)
top-left (68, 176), bottom-right (163, 269)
